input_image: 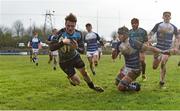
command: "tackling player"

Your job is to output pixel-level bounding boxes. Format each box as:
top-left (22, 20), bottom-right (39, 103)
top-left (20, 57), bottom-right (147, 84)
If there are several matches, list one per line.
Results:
top-left (114, 26), bottom-right (168, 92)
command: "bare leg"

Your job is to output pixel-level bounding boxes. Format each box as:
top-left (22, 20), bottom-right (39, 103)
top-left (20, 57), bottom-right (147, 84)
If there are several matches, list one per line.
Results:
top-left (140, 52), bottom-right (146, 81)
top-left (68, 74), bottom-right (81, 86)
top-left (159, 55), bottom-right (169, 88)
top-left (88, 57), bottom-right (96, 75)
top-left (53, 55), bottom-right (57, 70)
top-left (30, 49), bottom-right (32, 62)
top-left (48, 51), bottom-right (53, 64)
top-left (153, 54), bottom-right (162, 70)
top-left (93, 55), bottom-right (98, 67)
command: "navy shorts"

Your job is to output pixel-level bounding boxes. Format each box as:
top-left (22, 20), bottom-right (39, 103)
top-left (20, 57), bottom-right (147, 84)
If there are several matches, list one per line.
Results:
top-left (59, 55), bottom-right (85, 77)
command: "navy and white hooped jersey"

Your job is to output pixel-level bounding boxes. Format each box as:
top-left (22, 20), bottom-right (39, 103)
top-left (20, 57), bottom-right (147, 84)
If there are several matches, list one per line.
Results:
top-left (129, 28), bottom-right (148, 43)
top-left (30, 37), bottom-right (41, 49)
top-left (85, 32), bottom-right (100, 52)
top-left (116, 39), bottom-right (143, 69)
top-left (111, 39), bottom-right (119, 49)
top-left (151, 22), bottom-right (178, 50)
top-left (55, 28), bottom-right (84, 63)
top-left (48, 34), bottom-right (56, 41)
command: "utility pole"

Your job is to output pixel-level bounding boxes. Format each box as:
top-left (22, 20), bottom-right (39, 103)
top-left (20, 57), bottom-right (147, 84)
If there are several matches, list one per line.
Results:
top-left (43, 10), bottom-right (54, 36)
top-left (29, 18), bottom-right (32, 37)
top-left (96, 9), bottom-right (99, 33)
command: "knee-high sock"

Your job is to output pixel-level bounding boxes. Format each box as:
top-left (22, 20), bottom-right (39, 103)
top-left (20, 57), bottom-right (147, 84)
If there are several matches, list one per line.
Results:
top-left (141, 61), bottom-right (146, 75)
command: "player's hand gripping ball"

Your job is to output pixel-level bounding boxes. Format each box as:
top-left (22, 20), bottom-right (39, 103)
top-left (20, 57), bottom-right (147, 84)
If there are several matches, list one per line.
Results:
top-left (70, 39), bottom-right (78, 49)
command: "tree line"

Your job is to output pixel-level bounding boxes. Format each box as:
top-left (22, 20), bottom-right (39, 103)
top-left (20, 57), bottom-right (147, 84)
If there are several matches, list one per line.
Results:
top-left (0, 20), bottom-right (114, 51)
top-left (0, 20), bottom-right (52, 49)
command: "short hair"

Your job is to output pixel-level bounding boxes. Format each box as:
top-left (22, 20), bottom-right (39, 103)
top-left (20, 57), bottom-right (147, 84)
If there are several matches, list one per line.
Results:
top-left (118, 26), bottom-right (129, 35)
top-left (52, 28), bottom-right (57, 33)
top-left (33, 30), bottom-right (37, 34)
top-left (131, 18), bottom-right (139, 24)
top-left (85, 23), bottom-right (92, 27)
top-left (163, 11), bottom-right (171, 16)
top-left (65, 13), bottom-right (77, 22)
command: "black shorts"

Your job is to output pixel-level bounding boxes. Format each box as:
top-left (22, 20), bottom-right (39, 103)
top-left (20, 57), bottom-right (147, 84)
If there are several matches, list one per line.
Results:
top-left (59, 55), bottom-right (85, 77)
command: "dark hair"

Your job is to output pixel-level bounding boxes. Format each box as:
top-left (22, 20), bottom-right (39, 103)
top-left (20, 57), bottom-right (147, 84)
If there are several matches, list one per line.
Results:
top-left (118, 26), bottom-right (129, 35)
top-left (131, 18), bottom-right (139, 24)
top-left (65, 13), bottom-right (77, 22)
top-left (85, 23), bottom-right (91, 27)
top-left (33, 30), bottom-right (37, 34)
top-left (163, 11), bottom-right (171, 16)
top-left (52, 28), bottom-right (57, 33)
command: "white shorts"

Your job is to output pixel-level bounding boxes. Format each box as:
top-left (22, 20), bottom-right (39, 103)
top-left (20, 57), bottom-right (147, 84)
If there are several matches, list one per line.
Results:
top-left (86, 50), bottom-right (99, 57)
top-left (32, 48), bottom-right (39, 54)
top-left (98, 48), bottom-right (102, 52)
top-left (51, 50), bottom-right (58, 56)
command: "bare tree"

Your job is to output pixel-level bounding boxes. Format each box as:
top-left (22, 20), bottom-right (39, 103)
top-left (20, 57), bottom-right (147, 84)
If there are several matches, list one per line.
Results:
top-left (0, 25), bottom-right (12, 35)
top-left (13, 20), bottom-right (24, 37)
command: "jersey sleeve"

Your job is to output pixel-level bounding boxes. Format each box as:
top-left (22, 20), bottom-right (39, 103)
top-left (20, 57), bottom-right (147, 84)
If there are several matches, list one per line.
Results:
top-left (95, 33), bottom-right (104, 46)
top-left (49, 29), bottom-right (64, 51)
top-left (151, 22), bottom-right (161, 34)
top-left (47, 35), bottom-right (51, 41)
top-left (172, 24), bottom-right (178, 37)
top-left (76, 31), bottom-right (85, 54)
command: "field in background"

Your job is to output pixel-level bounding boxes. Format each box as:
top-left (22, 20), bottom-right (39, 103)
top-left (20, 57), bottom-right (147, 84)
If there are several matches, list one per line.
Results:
top-left (0, 55), bottom-right (180, 110)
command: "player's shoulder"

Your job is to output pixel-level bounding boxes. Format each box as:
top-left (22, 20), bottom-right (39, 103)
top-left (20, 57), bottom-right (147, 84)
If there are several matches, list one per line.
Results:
top-left (139, 27), bottom-right (147, 32)
top-left (75, 29), bottom-right (82, 33)
top-left (158, 22), bottom-right (163, 24)
top-left (74, 29), bottom-right (82, 36)
top-left (92, 31), bottom-right (98, 35)
top-left (129, 29), bottom-right (133, 32)
top-left (57, 28), bottom-right (65, 35)
top-left (170, 23), bottom-right (178, 29)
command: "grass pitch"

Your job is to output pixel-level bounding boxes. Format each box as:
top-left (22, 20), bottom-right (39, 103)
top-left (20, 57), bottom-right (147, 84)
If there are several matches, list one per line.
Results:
top-left (0, 55), bottom-right (180, 110)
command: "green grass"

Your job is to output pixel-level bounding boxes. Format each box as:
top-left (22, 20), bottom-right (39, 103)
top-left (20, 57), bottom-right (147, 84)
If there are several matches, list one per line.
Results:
top-left (0, 55), bottom-right (180, 110)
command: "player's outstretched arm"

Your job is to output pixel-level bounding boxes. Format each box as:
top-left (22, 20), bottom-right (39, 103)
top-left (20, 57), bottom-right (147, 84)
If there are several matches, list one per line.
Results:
top-left (163, 48), bottom-right (179, 55)
top-left (142, 44), bottom-right (162, 54)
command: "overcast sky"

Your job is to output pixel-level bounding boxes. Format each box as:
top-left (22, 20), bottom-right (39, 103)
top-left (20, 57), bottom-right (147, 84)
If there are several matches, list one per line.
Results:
top-left (0, 0), bottom-right (180, 40)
